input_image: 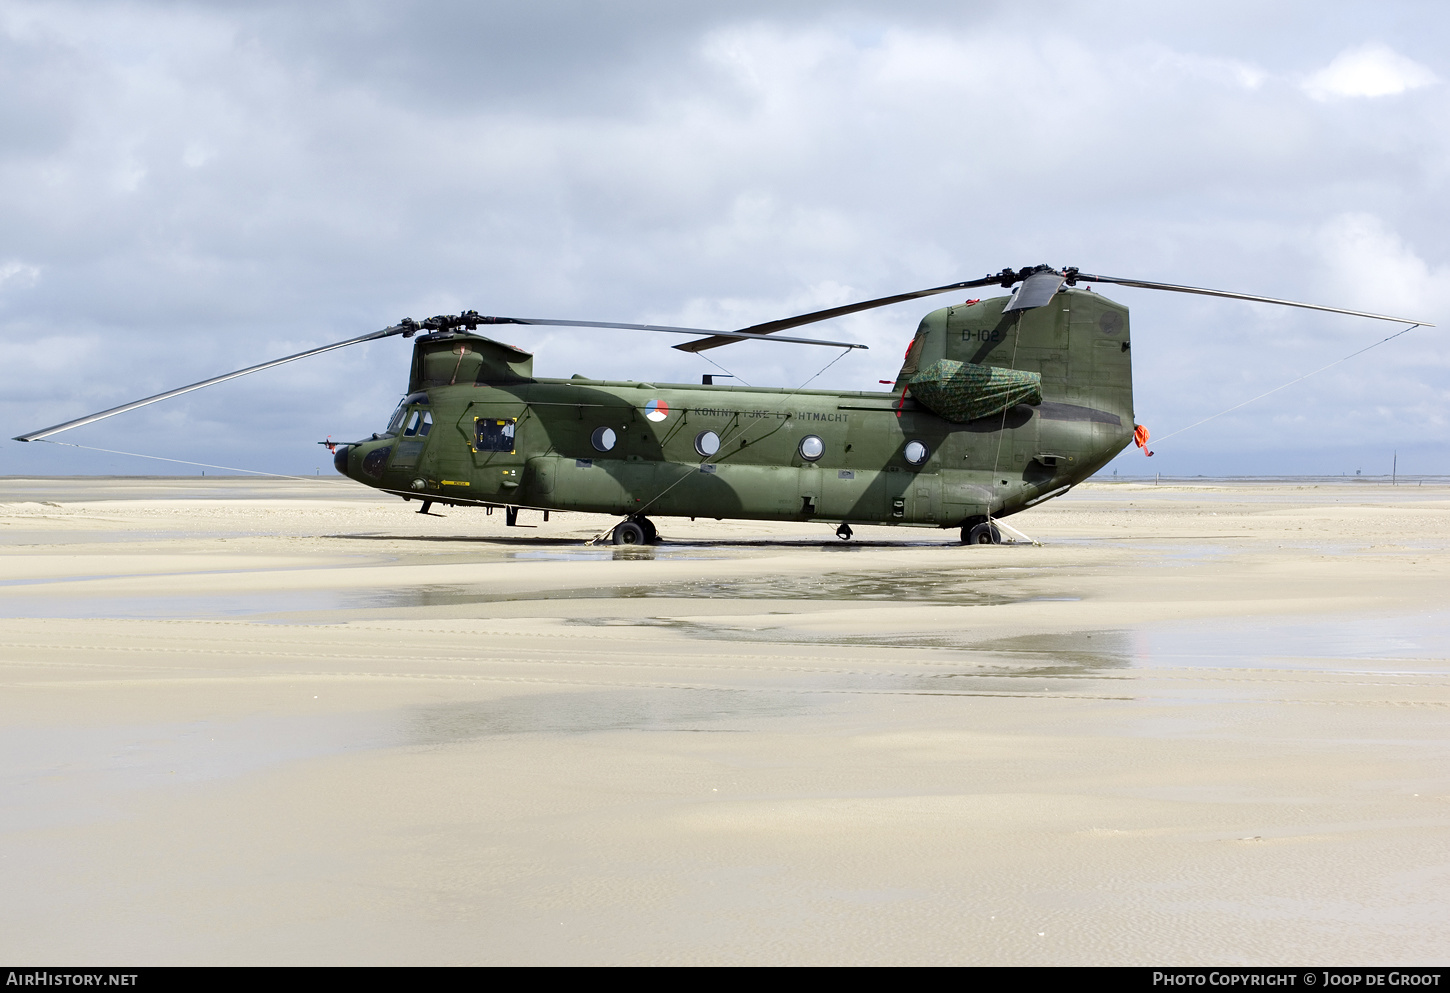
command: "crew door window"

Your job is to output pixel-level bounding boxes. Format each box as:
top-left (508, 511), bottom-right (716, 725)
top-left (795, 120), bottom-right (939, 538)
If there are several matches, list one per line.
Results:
top-left (475, 417), bottom-right (517, 453)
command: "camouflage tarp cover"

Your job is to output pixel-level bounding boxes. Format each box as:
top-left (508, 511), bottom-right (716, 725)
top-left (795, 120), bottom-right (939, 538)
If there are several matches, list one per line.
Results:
top-left (907, 359), bottom-right (1042, 423)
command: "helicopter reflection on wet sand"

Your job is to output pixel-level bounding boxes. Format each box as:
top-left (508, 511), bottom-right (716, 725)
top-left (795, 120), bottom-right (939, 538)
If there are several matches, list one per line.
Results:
top-left (1, 475), bottom-right (1448, 965)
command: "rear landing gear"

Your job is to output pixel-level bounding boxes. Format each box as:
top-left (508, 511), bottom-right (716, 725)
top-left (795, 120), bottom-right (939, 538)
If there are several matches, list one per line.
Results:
top-left (612, 516), bottom-right (657, 545)
top-left (835, 523), bottom-right (853, 541)
top-left (963, 520), bottom-right (1002, 545)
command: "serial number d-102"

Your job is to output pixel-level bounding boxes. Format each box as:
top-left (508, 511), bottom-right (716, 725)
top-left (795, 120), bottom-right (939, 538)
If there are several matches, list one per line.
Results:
top-left (961, 328), bottom-right (1005, 344)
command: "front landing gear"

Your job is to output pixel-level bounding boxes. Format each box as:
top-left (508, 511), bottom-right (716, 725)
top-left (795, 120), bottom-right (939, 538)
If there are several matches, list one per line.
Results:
top-left (612, 516), bottom-right (658, 545)
top-left (961, 517), bottom-right (1002, 545)
top-left (835, 523), bottom-right (853, 541)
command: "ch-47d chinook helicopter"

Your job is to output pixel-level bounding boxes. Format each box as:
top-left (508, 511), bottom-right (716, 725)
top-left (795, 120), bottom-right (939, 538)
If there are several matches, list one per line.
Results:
top-left (16, 265), bottom-right (1430, 545)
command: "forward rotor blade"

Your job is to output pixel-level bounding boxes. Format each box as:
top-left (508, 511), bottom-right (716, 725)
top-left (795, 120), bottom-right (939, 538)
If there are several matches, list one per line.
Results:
top-left (672, 273), bottom-right (1015, 353)
top-left (481, 316), bottom-right (867, 349)
top-left (14, 322), bottom-right (413, 442)
top-left (1070, 272), bottom-right (1435, 327)
top-left (14, 312), bottom-right (867, 444)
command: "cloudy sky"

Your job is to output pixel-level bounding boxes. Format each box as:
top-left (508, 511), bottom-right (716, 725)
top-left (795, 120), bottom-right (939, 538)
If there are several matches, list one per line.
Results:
top-left (1, 0), bottom-right (1446, 478)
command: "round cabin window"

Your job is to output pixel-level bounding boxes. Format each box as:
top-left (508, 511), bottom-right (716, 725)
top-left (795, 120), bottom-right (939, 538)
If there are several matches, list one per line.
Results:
top-left (903, 440), bottom-right (929, 466)
top-left (591, 427), bottom-right (617, 452)
top-left (695, 431), bottom-right (721, 457)
top-left (798, 435), bottom-right (825, 461)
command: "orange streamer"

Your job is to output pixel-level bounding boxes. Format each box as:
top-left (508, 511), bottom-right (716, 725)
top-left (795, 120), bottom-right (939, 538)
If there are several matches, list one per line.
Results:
top-left (1133, 424), bottom-right (1154, 457)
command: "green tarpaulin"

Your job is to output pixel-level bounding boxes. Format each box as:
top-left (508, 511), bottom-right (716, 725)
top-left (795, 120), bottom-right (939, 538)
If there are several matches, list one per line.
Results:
top-left (907, 358), bottom-right (1042, 423)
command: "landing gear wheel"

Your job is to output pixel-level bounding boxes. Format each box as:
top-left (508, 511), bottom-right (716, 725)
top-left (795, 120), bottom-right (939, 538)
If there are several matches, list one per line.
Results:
top-left (835, 523), bottom-right (853, 541)
top-left (965, 522), bottom-right (1002, 545)
top-left (638, 516), bottom-right (658, 543)
top-left (612, 521), bottom-right (647, 545)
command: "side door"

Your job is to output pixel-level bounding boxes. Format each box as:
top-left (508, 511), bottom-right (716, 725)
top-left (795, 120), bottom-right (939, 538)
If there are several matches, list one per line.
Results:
top-left (824, 410), bottom-right (890, 522)
top-left (906, 471), bottom-right (941, 524)
top-left (464, 401), bottom-right (532, 501)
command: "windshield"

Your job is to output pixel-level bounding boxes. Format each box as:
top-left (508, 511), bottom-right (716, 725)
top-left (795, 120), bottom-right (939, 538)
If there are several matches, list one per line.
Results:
top-left (385, 400), bottom-right (408, 434)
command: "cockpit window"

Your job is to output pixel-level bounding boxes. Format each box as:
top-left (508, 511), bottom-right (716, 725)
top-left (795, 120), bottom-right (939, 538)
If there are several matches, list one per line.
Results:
top-left (402, 410), bottom-right (434, 438)
top-left (386, 401), bottom-right (408, 434)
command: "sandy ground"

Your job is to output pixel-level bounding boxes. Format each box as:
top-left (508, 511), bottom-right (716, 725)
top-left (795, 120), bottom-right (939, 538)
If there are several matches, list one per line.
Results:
top-left (1, 475), bottom-right (1448, 965)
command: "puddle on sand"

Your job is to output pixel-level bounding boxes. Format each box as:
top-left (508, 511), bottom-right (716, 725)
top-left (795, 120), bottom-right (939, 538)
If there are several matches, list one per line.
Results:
top-left (406, 688), bottom-right (803, 745)
top-left (404, 666), bottom-right (1116, 737)
top-left (1130, 612), bottom-right (1450, 674)
top-left (0, 530), bottom-right (261, 547)
top-left (358, 569), bottom-right (1046, 609)
top-left (0, 711), bottom-right (390, 832)
top-left (662, 613), bottom-right (1450, 678)
top-left (0, 590), bottom-right (353, 620)
top-left (335, 574), bottom-right (1031, 613)
top-left (677, 626), bottom-right (1130, 684)
top-left (509, 547), bottom-right (729, 562)
top-left (0, 568), bottom-right (1043, 619)
top-left (952, 630), bottom-right (1137, 675)
top-left (1153, 544), bottom-right (1242, 565)
top-left (332, 534), bottom-right (963, 553)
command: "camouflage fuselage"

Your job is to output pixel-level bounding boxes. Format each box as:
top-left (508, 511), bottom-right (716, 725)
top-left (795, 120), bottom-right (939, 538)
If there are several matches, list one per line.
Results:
top-left (336, 287), bottom-right (1136, 529)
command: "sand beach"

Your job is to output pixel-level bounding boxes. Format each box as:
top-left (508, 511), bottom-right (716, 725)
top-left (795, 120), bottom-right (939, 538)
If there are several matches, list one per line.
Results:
top-left (1, 476), bottom-right (1447, 965)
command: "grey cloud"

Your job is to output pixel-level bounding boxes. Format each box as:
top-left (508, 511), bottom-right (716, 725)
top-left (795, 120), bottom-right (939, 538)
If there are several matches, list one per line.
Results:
top-left (1, 0), bottom-right (1447, 478)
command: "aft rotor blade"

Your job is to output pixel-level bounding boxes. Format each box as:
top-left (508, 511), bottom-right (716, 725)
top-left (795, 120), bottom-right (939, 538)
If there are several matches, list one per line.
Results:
top-left (484, 316), bottom-right (867, 349)
top-left (672, 273), bottom-right (1015, 353)
top-left (14, 323), bottom-right (413, 442)
top-left (1070, 272), bottom-right (1435, 327)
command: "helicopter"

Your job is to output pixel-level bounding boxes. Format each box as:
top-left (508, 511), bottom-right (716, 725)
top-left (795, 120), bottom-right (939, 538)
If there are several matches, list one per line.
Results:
top-left (15, 265), bottom-right (1429, 545)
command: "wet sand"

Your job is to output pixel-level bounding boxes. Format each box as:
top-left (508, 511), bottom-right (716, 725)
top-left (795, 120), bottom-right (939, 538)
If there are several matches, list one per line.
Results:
top-left (1, 476), bottom-right (1448, 965)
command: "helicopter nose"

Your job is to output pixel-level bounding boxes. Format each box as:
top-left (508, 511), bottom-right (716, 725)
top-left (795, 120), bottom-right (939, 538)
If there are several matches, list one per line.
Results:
top-left (332, 445), bottom-right (351, 476)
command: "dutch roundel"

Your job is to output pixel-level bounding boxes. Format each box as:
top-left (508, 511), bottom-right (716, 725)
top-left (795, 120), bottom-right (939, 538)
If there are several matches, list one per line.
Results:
top-left (644, 399), bottom-right (670, 422)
